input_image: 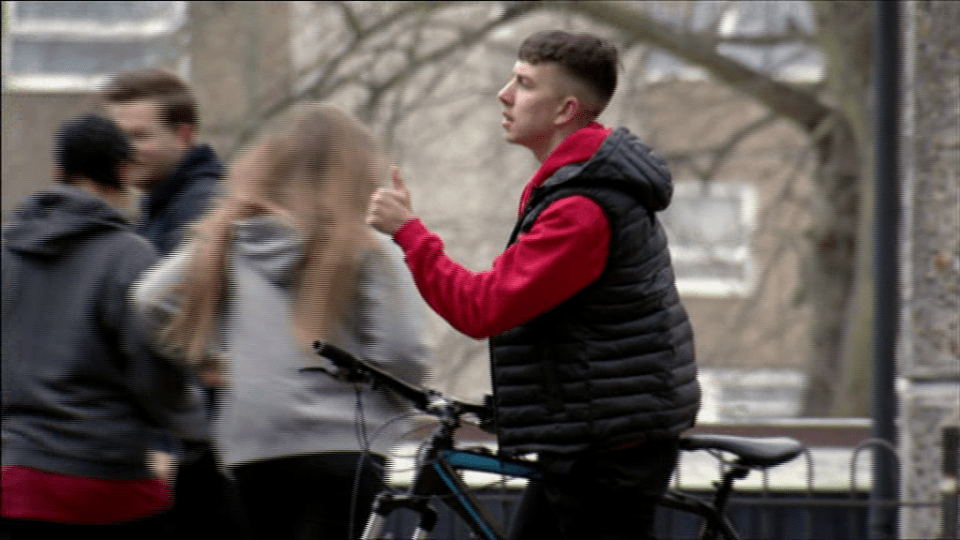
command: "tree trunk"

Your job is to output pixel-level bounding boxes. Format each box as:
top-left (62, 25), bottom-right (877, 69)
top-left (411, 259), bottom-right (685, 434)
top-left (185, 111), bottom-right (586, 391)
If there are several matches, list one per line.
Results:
top-left (801, 1), bottom-right (874, 416)
top-left (800, 116), bottom-right (863, 416)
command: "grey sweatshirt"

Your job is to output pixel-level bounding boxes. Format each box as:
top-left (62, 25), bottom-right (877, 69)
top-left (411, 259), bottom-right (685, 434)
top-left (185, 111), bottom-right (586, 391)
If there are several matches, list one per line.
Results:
top-left (1, 185), bottom-right (206, 479)
top-left (134, 215), bottom-right (433, 466)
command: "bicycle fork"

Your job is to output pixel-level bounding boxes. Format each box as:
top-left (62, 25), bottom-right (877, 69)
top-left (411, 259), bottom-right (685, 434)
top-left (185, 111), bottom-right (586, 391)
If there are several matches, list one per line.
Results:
top-left (361, 491), bottom-right (438, 540)
top-left (360, 454), bottom-right (507, 540)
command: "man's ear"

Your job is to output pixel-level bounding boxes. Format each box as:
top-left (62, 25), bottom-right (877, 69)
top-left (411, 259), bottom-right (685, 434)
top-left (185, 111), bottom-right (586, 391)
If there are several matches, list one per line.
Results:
top-left (555, 95), bottom-right (582, 126)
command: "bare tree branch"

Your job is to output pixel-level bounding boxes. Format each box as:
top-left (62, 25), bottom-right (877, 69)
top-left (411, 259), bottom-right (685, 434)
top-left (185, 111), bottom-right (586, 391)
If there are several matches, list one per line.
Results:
top-left (529, 1), bottom-right (833, 133)
top-left (226, 1), bottom-right (538, 156)
top-left (360, 3), bottom-right (538, 123)
top-left (662, 112), bottom-right (780, 182)
top-left (712, 142), bottom-right (815, 359)
top-left (713, 31), bottom-right (817, 46)
top-left (225, 2), bottom-right (449, 155)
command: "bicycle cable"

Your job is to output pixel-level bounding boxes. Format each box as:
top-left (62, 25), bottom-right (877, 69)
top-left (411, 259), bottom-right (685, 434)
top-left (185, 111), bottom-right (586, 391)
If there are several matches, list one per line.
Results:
top-left (347, 384), bottom-right (435, 537)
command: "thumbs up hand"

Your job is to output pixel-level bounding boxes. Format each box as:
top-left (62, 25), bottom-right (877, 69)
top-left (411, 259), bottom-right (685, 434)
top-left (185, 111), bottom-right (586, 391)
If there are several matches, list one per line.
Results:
top-left (367, 165), bottom-right (415, 235)
top-left (389, 165), bottom-right (407, 192)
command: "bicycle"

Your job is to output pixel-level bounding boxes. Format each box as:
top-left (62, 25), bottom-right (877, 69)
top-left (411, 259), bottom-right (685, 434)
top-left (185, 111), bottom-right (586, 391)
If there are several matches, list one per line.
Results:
top-left (304, 341), bottom-right (806, 540)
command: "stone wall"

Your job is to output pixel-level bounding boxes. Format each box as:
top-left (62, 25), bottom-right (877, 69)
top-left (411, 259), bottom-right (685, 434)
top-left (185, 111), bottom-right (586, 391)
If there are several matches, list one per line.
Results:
top-left (900, 1), bottom-right (960, 538)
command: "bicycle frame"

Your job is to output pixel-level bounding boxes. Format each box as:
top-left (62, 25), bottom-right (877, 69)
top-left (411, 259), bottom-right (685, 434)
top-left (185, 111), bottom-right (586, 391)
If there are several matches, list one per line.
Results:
top-left (306, 341), bottom-right (803, 540)
top-left (362, 446), bottom-right (540, 540)
top-left (659, 465), bottom-right (749, 540)
top-left (364, 436), bottom-right (746, 540)
top-left (365, 443), bottom-right (747, 540)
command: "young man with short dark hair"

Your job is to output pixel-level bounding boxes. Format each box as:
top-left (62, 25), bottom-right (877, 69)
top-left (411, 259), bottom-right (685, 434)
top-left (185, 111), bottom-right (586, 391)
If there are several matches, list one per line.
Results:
top-left (102, 68), bottom-right (223, 255)
top-left (1, 115), bottom-right (204, 539)
top-left (368, 30), bottom-right (701, 540)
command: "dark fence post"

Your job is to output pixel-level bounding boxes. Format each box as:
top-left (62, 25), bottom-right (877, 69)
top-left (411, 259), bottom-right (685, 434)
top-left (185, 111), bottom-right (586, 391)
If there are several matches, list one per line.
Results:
top-left (871, 1), bottom-right (901, 538)
top-left (943, 426), bottom-right (959, 538)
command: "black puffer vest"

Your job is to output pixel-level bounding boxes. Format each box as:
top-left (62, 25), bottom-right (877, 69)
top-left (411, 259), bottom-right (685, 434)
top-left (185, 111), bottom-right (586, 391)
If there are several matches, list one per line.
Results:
top-left (489, 128), bottom-right (700, 457)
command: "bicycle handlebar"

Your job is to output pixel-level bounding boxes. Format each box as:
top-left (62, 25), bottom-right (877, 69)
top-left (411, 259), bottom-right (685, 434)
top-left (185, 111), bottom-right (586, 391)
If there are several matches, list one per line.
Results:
top-left (303, 341), bottom-right (493, 425)
top-left (305, 342), bottom-right (805, 472)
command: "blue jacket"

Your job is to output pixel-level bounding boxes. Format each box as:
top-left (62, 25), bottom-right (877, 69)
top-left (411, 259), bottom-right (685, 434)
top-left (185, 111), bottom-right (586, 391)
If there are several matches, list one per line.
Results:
top-left (1, 185), bottom-right (206, 479)
top-left (138, 144), bottom-right (222, 255)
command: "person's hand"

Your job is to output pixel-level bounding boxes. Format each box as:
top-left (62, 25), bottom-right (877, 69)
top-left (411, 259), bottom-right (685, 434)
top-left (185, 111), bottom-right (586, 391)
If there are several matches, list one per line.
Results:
top-left (147, 449), bottom-right (178, 486)
top-left (367, 165), bottom-right (415, 235)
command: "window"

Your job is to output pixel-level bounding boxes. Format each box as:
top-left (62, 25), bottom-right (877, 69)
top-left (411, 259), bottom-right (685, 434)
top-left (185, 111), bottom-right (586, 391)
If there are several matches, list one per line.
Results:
top-left (2, 1), bottom-right (187, 91)
top-left (660, 182), bottom-right (758, 297)
top-left (715, 1), bottom-right (823, 82)
top-left (642, 0), bottom-right (823, 82)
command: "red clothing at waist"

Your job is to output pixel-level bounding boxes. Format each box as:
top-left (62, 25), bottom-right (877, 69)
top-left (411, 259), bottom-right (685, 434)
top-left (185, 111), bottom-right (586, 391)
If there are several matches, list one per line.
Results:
top-left (1, 466), bottom-right (171, 524)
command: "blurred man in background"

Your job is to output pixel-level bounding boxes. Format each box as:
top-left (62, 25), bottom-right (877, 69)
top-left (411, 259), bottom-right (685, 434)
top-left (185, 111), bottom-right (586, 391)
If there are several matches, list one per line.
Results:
top-left (101, 68), bottom-right (244, 539)
top-left (101, 68), bottom-right (222, 255)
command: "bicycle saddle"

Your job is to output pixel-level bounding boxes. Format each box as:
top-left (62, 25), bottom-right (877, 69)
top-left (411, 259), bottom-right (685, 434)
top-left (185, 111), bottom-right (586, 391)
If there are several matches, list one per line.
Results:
top-left (679, 434), bottom-right (805, 468)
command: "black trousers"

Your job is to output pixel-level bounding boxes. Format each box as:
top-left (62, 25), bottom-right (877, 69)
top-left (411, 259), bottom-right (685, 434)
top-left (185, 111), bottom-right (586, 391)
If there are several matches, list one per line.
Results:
top-left (231, 452), bottom-right (387, 540)
top-left (508, 437), bottom-right (680, 540)
top-left (0, 511), bottom-right (168, 540)
top-left (164, 441), bottom-right (253, 540)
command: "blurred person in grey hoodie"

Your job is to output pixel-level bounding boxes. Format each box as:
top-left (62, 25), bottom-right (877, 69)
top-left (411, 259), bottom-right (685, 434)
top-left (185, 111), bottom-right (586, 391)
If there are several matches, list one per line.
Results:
top-left (133, 103), bottom-right (433, 540)
top-left (1, 114), bottom-right (204, 539)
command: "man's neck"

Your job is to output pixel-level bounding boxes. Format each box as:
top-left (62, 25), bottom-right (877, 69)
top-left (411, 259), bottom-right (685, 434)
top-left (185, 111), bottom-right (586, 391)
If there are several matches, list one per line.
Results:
top-left (144, 143), bottom-right (194, 192)
top-left (533, 122), bottom-right (590, 163)
top-left (72, 177), bottom-right (132, 214)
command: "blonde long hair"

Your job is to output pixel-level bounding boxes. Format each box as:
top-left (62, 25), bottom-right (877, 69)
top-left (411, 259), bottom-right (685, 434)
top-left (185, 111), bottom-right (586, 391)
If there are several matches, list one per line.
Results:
top-left (164, 103), bottom-right (383, 363)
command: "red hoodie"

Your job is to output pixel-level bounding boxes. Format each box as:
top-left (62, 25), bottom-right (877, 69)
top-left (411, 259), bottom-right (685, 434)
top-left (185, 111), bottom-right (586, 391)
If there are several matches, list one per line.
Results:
top-left (394, 123), bottom-right (612, 339)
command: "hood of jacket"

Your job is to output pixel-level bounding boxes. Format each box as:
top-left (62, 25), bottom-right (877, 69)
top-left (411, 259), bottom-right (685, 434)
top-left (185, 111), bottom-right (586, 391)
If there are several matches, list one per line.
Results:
top-left (231, 214), bottom-right (305, 288)
top-left (3, 185), bottom-right (130, 257)
top-left (544, 127), bottom-right (674, 212)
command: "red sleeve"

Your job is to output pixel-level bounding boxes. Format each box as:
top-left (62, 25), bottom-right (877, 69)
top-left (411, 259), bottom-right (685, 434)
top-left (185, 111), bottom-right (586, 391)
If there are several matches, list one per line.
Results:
top-left (393, 195), bottom-right (609, 339)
